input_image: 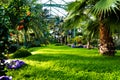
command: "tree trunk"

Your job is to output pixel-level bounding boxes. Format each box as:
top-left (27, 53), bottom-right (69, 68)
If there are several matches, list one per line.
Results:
top-left (99, 23), bottom-right (116, 56)
top-left (16, 31), bottom-right (20, 47)
top-left (86, 41), bottom-right (90, 49)
top-left (24, 30), bottom-right (27, 47)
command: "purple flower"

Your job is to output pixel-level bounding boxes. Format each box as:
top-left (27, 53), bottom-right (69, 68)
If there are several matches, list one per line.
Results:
top-left (0, 76), bottom-right (12, 80)
top-left (5, 60), bottom-right (25, 69)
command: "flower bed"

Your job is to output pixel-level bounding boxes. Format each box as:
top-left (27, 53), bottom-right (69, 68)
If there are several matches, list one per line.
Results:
top-left (0, 76), bottom-right (12, 80)
top-left (5, 60), bottom-right (25, 69)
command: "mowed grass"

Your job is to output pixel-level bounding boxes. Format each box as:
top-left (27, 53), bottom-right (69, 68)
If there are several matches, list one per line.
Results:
top-left (7, 45), bottom-right (120, 80)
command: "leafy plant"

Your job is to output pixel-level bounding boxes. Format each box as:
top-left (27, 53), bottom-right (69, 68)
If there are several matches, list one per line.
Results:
top-left (73, 36), bottom-right (82, 44)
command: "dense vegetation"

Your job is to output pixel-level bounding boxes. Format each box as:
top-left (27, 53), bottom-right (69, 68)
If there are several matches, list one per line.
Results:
top-left (7, 45), bottom-right (120, 80)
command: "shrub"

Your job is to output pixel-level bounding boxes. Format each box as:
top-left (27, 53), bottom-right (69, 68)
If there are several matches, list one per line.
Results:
top-left (12, 49), bottom-right (32, 58)
top-left (72, 36), bottom-right (83, 44)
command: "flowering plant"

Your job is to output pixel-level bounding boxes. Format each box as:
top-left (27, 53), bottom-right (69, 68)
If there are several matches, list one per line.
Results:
top-left (0, 76), bottom-right (12, 80)
top-left (5, 60), bottom-right (25, 69)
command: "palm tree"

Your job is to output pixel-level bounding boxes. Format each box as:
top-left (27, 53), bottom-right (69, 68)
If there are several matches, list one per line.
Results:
top-left (65, 0), bottom-right (120, 56)
top-left (92, 0), bottom-right (120, 56)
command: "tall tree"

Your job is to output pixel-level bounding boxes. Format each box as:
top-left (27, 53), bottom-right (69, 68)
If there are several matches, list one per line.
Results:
top-left (65, 0), bottom-right (120, 56)
top-left (5, 0), bottom-right (33, 47)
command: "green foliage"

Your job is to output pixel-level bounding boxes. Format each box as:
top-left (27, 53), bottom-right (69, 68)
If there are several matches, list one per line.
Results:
top-left (7, 45), bottom-right (120, 80)
top-left (12, 48), bottom-right (31, 58)
top-left (73, 36), bottom-right (82, 44)
top-left (0, 5), bottom-right (10, 28)
top-left (0, 0), bottom-right (11, 4)
top-left (4, 0), bottom-right (32, 30)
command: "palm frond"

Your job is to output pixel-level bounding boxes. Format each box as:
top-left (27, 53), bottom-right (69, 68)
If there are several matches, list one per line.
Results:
top-left (64, 0), bottom-right (89, 29)
top-left (86, 21), bottom-right (99, 38)
top-left (66, 0), bottom-right (90, 20)
top-left (93, 0), bottom-right (120, 17)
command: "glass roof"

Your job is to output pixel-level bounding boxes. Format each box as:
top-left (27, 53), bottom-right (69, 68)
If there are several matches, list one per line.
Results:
top-left (39, 0), bottom-right (74, 4)
top-left (37, 0), bottom-right (75, 17)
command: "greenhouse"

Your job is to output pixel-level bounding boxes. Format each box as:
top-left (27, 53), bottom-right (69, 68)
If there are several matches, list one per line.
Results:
top-left (1, 0), bottom-right (120, 80)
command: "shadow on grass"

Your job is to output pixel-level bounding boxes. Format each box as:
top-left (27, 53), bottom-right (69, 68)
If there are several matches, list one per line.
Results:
top-left (25, 54), bottom-right (120, 73)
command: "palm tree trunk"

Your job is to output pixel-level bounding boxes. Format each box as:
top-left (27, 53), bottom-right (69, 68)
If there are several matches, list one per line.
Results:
top-left (99, 22), bottom-right (116, 56)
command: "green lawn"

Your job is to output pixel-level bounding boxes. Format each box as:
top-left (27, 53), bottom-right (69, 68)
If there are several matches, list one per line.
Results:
top-left (7, 45), bottom-right (120, 80)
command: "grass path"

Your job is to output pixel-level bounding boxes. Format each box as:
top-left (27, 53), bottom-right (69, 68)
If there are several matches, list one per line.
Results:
top-left (7, 45), bottom-right (120, 80)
